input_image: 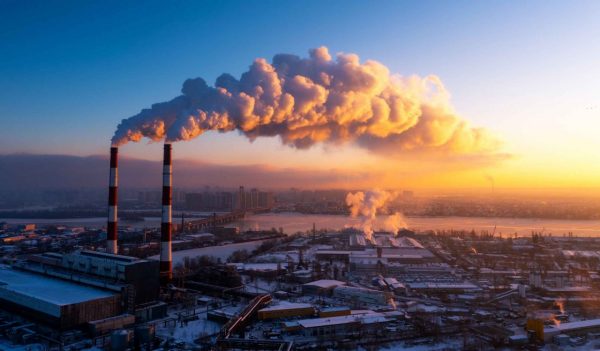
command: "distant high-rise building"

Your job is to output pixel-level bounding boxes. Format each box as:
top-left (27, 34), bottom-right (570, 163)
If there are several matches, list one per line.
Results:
top-left (185, 193), bottom-right (203, 210)
top-left (258, 191), bottom-right (275, 208)
top-left (239, 186), bottom-right (245, 210)
top-left (251, 188), bottom-right (259, 209)
top-left (184, 186), bottom-right (270, 211)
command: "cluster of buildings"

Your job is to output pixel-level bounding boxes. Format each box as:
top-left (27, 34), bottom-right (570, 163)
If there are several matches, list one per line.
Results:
top-left (4, 222), bottom-right (600, 349)
top-left (185, 186), bottom-right (274, 212)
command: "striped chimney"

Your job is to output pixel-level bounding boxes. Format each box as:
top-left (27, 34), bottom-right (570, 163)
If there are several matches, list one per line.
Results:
top-left (160, 144), bottom-right (173, 282)
top-left (107, 147), bottom-right (118, 254)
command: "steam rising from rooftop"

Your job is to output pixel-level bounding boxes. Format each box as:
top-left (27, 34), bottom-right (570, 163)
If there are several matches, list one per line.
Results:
top-left (112, 47), bottom-right (499, 157)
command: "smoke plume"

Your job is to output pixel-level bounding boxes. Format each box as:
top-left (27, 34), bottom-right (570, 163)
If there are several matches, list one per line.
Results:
top-left (112, 47), bottom-right (499, 157)
top-left (345, 190), bottom-right (406, 241)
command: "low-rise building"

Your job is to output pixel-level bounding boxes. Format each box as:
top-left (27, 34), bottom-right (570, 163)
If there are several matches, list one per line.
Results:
top-left (257, 302), bottom-right (315, 320)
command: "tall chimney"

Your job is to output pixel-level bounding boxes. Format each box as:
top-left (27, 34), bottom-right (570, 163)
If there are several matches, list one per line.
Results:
top-left (160, 144), bottom-right (173, 282)
top-left (107, 147), bottom-right (118, 254)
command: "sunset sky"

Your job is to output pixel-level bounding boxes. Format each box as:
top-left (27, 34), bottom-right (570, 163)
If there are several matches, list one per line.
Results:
top-left (1, 1), bottom-right (599, 192)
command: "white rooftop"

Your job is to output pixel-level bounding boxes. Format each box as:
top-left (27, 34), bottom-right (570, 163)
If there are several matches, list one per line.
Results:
top-left (296, 311), bottom-right (388, 328)
top-left (0, 266), bottom-right (115, 306)
top-left (545, 318), bottom-right (600, 333)
top-left (297, 314), bottom-right (359, 328)
top-left (303, 279), bottom-right (346, 289)
top-left (259, 301), bottom-right (313, 312)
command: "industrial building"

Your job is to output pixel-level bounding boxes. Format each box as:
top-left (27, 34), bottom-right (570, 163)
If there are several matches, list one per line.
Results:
top-left (332, 286), bottom-right (393, 306)
top-left (405, 281), bottom-right (481, 294)
top-left (0, 249), bottom-right (165, 332)
top-left (349, 233), bottom-right (426, 249)
top-left (302, 279), bottom-right (346, 296)
top-left (282, 311), bottom-right (392, 337)
top-left (528, 317), bottom-right (600, 343)
top-left (318, 306), bottom-right (351, 318)
top-left (20, 250), bottom-right (160, 308)
top-left (316, 234), bottom-right (437, 273)
top-left (0, 266), bottom-right (121, 329)
top-left (257, 302), bottom-right (315, 320)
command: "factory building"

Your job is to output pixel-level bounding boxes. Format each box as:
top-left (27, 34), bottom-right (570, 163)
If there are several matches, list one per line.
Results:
top-left (316, 249), bottom-right (435, 264)
top-left (257, 302), bottom-right (315, 320)
top-left (333, 286), bottom-right (393, 305)
top-left (316, 234), bottom-right (436, 274)
top-left (349, 232), bottom-right (426, 249)
top-left (21, 250), bottom-right (160, 307)
top-left (302, 279), bottom-right (346, 296)
top-left (314, 250), bottom-right (351, 263)
top-left (405, 282), bottom-right (481, 294)
top-left (544, 319), bottom-right (600, 342)
top-left (528, 318), bottom-right (600, 342)
top-left (318, 306), bottom-right (351, 318)
top-left (0, 266), bottom-right (121, 329)
top-left (282, 311), bottom-right (391, 337)
top-left (3, 250), bottom-right (165, 330)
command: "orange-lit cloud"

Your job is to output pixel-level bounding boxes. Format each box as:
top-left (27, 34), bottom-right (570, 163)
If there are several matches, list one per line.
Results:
top-left (112, 47), bottom-right (502, 161)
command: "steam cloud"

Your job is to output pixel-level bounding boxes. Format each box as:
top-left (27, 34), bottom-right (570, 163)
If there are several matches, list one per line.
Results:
top-left (112, 47), bottom-right (499, 157)
top-left (345, 190), bottom-right (406, 241)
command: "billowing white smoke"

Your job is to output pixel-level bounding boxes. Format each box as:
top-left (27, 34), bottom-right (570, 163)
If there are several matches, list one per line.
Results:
top-left (345, 190), bottom-right (406, 241)
top-left (112, 47), bottom-right (499, 157)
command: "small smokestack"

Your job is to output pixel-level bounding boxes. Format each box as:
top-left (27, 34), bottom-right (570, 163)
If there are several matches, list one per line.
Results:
top-left (107, 147), bottom-right (118, 254)
top-left (160, 144), bottom-right (173, 283)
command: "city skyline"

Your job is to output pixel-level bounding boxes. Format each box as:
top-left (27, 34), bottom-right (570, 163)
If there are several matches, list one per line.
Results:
top-left (2, 1), bottom-right (600, 192)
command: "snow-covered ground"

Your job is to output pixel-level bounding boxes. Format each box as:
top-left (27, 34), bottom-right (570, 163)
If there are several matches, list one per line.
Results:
top-left (155, 302), bottom-right (243, 345)
top-left (374, 338), bottom-right (463, 350)
top-left (149, 240), bottom-right (268, 264)
top-left (156, 316), bottom-right (221, 344)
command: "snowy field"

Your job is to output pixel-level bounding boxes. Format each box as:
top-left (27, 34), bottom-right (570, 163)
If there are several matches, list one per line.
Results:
top-left (149, 240), bottom-right (268, 264)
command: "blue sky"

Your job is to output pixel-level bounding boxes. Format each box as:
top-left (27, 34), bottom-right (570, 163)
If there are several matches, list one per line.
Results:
top-left (1, 1), bottom-right (599, 189)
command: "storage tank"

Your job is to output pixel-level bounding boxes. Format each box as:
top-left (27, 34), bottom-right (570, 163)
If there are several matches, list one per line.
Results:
top-left (110, 329), bottom-right (132, 351)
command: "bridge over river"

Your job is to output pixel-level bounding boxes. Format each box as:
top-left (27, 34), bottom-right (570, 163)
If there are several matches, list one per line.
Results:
top-left (177, 208), bottom-right (271, 232)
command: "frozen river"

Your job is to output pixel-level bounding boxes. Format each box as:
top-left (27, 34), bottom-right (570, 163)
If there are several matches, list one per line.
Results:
top-left (4, 213), bottom-right (600, 237)
top-left (232, 212), bottom-right (600, 237)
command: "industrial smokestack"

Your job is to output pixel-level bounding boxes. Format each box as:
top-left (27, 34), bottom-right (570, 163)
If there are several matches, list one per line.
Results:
top-left (107, 147), bottom-right (118, 254)
top-left (160, 144), bottom-right (173, 282)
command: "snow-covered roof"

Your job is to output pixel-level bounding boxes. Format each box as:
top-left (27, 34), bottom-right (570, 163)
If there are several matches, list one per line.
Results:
top-left (303, 279), bottom-right (346, 289)
top-left (320, 306), bottom-right (350, 312)
top-left (228, 263), bottom-right (287, 272)
top-left (297, 315), bottom-right (359, 328)
top-left (407, 282), bottom-right (480, 290)
top-left (259, 301), bottom-right (313, 312)
top-left (0, 267), bottom-right (116, 313)
top-left (545, 318), bottom-right (600, 333)
top-left (296, 311), bottom-right (388, 328)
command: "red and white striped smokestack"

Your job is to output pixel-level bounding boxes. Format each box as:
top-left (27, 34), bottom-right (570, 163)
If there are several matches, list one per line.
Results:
top-left (160, 144), bottom-right (173, 282)
top-left (107, 147), bottom-right (118, 254)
